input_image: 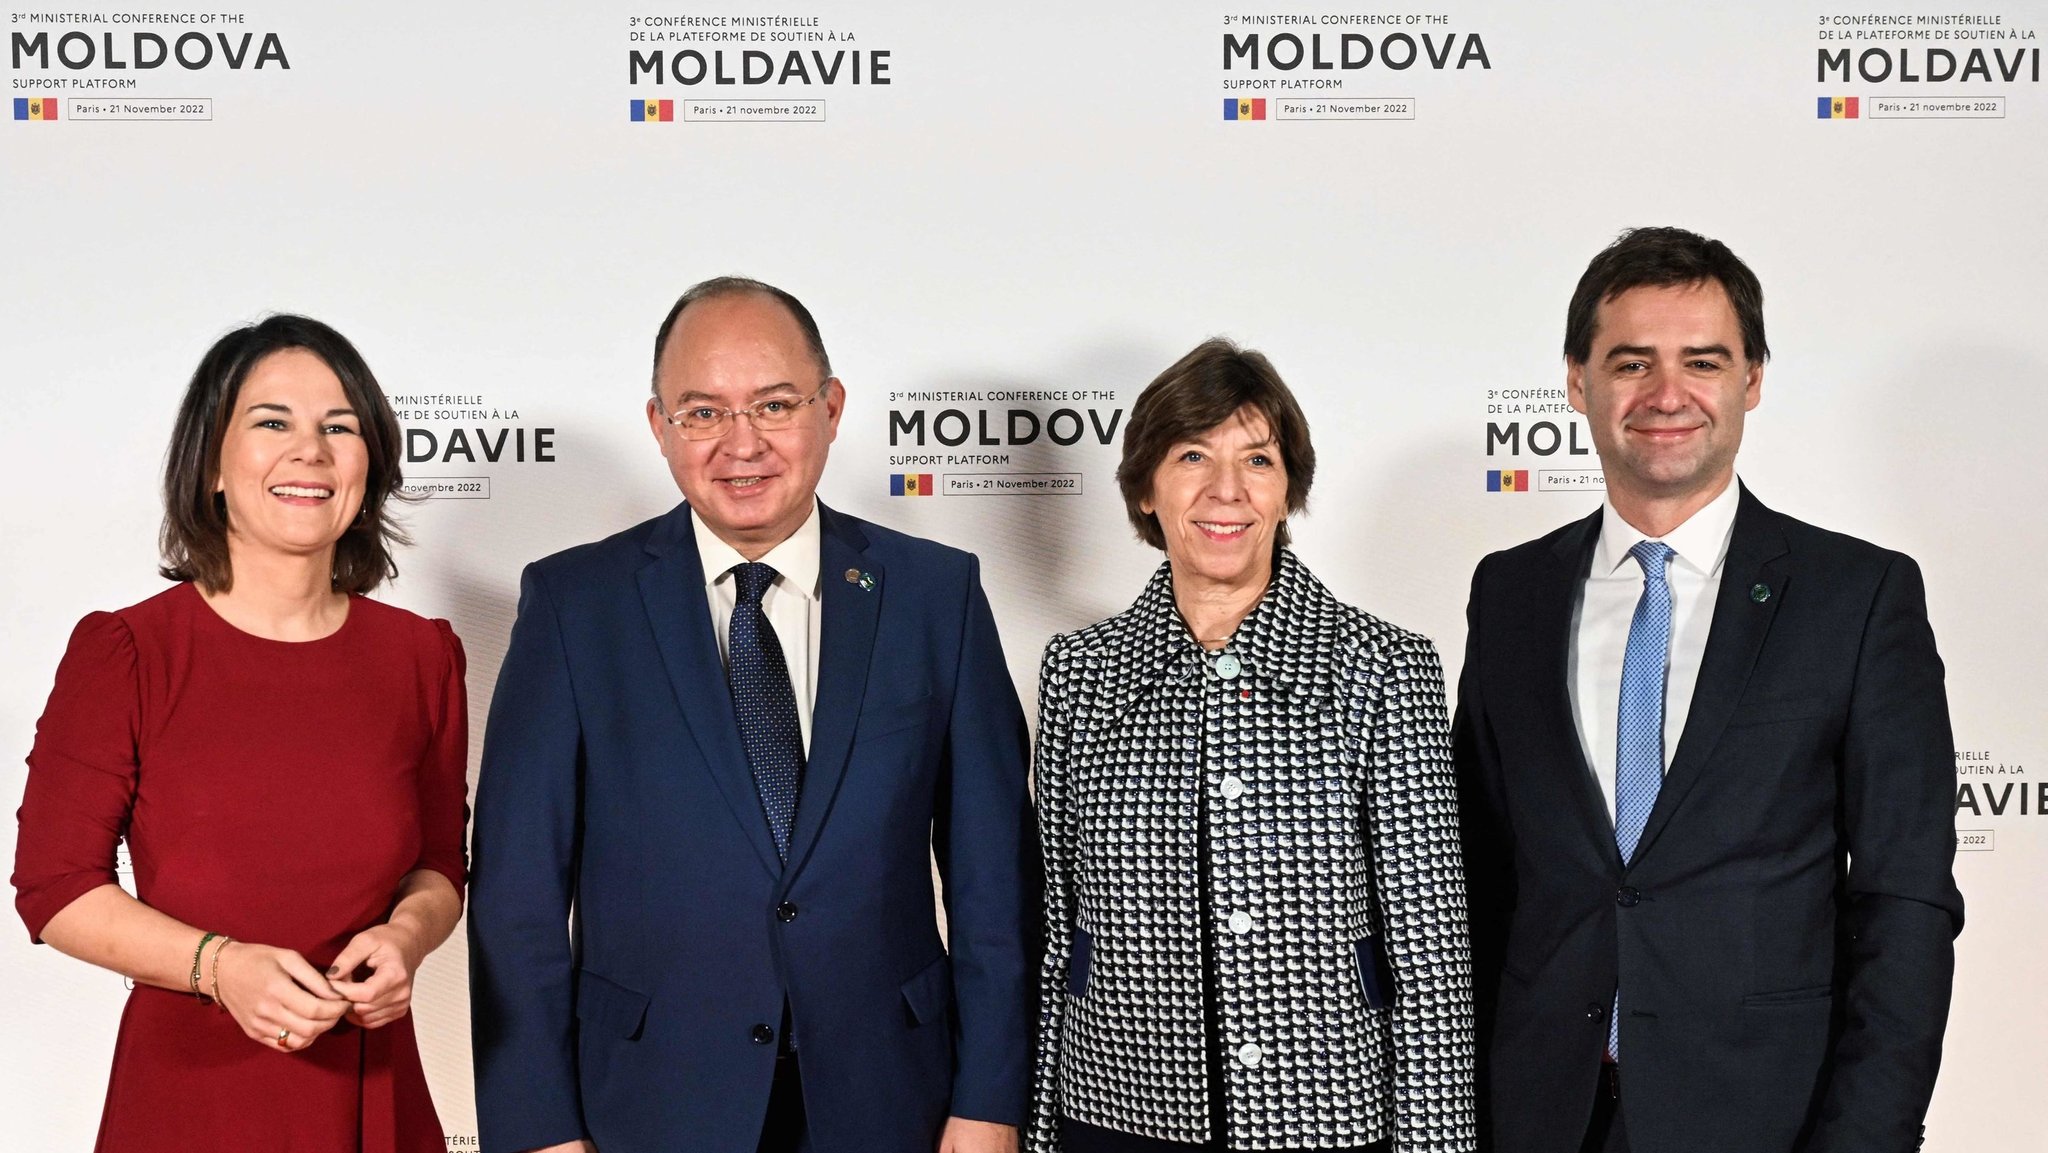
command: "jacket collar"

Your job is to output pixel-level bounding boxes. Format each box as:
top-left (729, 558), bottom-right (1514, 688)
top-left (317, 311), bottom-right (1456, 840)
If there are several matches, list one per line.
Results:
top-left (1533, 483), bottom-right (1793, 872)
top-left (636, 498), bottom-right (882, 884)
top-left (1629, 483), bottom-right (1790, 864)
top-left (1094, 548), bottom-right (1338, 722)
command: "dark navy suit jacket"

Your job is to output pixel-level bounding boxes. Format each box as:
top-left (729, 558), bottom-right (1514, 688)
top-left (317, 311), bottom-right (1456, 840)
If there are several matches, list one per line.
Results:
top-left (1454, 487), bottom-right (1962, 1153)
top-left (469, 500), bottom-right (1038, 1153)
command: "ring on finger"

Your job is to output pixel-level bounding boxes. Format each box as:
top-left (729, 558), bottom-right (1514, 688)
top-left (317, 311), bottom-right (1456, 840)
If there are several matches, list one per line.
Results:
top-left (276, 1028), bottom-right (291, 1045)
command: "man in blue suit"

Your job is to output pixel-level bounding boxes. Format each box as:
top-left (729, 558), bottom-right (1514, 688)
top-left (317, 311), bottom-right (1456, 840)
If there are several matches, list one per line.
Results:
top-left (469, 277), bottom-right (1038, 1153)
top-left (1454, 230), bottom-right (1960, 1152)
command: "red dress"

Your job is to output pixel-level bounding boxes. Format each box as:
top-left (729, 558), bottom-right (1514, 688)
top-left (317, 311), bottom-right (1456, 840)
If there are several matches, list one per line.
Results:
top-left (12, 582), bottom-right (469, 1153)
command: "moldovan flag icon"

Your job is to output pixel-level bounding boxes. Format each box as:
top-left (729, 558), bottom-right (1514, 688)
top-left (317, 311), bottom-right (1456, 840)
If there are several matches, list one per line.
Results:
top-left (631, 99), bottom-right (675, 122)
top-left (1224, 98), bottom-right (1267, 121)
top-left (1487, 470), bottom-right (1529, 493)
top-left (14, 97), bottom-right (58, 121)
top-left (1817, 96), bottom-right (1859, 119)
top-left (890, 473), bottom-right (935, 496)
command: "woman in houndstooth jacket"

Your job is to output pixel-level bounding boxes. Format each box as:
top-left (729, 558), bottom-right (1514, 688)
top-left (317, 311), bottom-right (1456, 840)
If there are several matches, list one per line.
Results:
top-left (1029, 339), bottom-right (1476, 1153)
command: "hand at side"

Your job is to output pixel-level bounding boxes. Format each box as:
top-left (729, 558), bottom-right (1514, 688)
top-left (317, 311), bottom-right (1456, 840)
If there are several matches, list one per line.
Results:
top-left (939, 1117), bottom-right (1019, 1153)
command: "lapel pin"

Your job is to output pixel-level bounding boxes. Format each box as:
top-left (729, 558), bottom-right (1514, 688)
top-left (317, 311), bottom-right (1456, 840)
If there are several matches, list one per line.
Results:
top-left (1750, 583), bottom-right (1771, 604)
top-left (845, 568), bottom-right (875, 592)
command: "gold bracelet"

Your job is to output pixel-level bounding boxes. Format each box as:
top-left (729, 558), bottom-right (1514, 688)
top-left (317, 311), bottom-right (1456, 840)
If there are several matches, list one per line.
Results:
top-left (189, 931), bottom-right (219, 1001)
top-left (208, 937), bottom-right (233, 1011)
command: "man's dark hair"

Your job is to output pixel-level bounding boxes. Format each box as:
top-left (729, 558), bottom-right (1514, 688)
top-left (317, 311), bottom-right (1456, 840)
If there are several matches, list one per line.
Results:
top-left (1564, 227), bottom-right (1769, 365)
top-left (650, 276), bottom-right (832, 398)
top-left (1116, 338), bottom-right (1316, 550)
top-left (160, 314), bottom-right (411, 594)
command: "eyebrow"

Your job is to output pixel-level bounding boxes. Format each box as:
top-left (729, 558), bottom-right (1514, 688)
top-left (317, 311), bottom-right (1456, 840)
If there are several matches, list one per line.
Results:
top-left (672, 381), bottom-right (805, 404)
top-left (1601, 343), bottom-right (1735, 361)
top-left (1180, 434), bottom-right (1276, 451)
top-left (244, 403), bottom-right (358, 417)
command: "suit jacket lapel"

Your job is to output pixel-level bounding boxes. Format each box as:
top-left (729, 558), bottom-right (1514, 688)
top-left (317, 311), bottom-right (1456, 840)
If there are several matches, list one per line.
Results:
top-left (637, 502), bottom-right (783, 878)
top-left (784, 503), bottom-right (883, 878)
top-left (1630, 486), bottom-right (1790, 863)
top-left (1538, 510), bottom-right (1624, 866)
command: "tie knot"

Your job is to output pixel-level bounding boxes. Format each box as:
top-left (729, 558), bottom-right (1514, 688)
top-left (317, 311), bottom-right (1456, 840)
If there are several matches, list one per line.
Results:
top-left (1628, 540), bottom-right (1675, 585)
top-left (732, 561), bottom-right (779, 606)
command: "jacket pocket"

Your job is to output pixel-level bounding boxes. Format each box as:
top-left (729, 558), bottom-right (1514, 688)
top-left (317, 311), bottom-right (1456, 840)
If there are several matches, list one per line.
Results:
top-left (1354, 936), bottom-right (1394, 1011)
top-left (1742, 984), bottom-right (1834, 1007)
top-left (901, 952), bottom-right (954, 1027)
top-left (1067, 927), bottom-right (1094, 998)
top-left (575, 968), bottom-right (650, 1040)
top-left (857, 692), bottom-right (933, 744)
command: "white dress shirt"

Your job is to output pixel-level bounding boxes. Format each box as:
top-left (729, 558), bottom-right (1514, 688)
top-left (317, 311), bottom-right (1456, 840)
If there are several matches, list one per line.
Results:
top-left (1568, 478), bottom-right (1740, 824)
top-left (692, 500), bottom-right (823, 753)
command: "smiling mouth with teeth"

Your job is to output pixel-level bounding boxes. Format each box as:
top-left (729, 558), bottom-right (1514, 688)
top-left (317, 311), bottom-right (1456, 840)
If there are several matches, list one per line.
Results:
top-left (724, 477), bottom-right (767, 487)
top-left (270, 485), bottom-right (333, 498)
top-left (1196, 522), bottom-right (1249, 536)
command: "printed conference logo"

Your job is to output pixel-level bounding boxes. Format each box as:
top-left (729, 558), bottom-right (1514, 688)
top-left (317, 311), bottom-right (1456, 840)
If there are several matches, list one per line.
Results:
top-left (392, 394), bottom-right (557, 501)
top-left (886, 388), bottom-right (1124, 498)
top-left (1480, 386), bottom-right (1601, 495)
top-left (624, 12), bottom-right (890, 125)
top-left (1954, 747), bottom-right (2036, 854)
top-left (1811, 8), bottom-right (2039, 124)
top-left (8, 10), bottom-right (288, 125)
top-left (1218, 11), bottom-right (1491, 126)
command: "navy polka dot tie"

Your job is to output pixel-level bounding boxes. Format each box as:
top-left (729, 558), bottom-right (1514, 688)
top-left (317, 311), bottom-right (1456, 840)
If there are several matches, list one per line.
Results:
top-left (728, 562), bottom-right (804, 860)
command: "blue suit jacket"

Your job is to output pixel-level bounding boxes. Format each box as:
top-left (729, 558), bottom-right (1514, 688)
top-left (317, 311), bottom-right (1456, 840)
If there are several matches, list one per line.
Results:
top-left (469, 500), bottom-right (1038, 1153)
top-left (1454, 487), bottom-right (1961, 1153)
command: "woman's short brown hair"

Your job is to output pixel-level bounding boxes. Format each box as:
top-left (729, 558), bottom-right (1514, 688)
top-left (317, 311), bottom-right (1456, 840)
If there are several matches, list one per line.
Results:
top-left (1116, 338), bottom-right (1316, 550)
top-left (160, 315), bottom-right (411, 594)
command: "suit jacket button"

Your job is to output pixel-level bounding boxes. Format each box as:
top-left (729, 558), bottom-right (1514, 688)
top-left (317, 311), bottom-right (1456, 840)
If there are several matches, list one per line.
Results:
top-left (776, 902), bottom-right (799, 922)
top-left (1616, 886), bottom-right (1641, 907)
top-left (1586, 1003), bottom-right (1606, 1021)
top-left (751, 1023), bottom-right (776, 1045)
top-left (1236, 1042), bottom-right (1263, 1067)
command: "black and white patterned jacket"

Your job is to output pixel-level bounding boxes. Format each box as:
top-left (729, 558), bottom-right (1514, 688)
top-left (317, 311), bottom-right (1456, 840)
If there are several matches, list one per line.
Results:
top-left (1029, 550), bottom-right (1475, 1152)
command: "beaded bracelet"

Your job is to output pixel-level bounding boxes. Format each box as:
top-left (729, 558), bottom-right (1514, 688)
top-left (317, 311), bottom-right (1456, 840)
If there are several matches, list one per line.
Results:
top-left (208, 937), bottom-right (234, 1011)
top-left (188, 931), bottom-right (220, 1001)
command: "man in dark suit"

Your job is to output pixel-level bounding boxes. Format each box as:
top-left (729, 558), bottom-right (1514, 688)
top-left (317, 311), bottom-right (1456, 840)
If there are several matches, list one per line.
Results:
top-left (1454, 228), bottom-right (1962, 1153)
top-left (468, 277), bottom-right (1037, 1153)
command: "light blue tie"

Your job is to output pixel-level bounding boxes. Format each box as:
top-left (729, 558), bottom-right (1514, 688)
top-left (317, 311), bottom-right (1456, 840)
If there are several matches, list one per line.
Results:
top-left (1611, 539), bottom-right (1674, 1058)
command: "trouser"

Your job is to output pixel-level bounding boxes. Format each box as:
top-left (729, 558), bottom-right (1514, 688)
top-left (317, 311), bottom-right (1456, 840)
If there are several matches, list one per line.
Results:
top-left (755, 1052), bottom-right (810, 1153)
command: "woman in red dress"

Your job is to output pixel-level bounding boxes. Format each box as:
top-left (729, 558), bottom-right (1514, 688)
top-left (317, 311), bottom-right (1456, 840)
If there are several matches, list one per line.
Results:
top-left (12, 315), bottom-right (469, 1152)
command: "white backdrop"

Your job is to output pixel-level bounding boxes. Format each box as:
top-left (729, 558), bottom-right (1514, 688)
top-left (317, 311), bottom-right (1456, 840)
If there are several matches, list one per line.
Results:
top-left (3, 2), bottom-right (2041, 1148)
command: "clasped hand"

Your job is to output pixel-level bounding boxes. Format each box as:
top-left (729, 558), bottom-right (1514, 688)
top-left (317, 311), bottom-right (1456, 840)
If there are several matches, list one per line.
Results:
top-left (215, 923), bottom-right (424, 1052)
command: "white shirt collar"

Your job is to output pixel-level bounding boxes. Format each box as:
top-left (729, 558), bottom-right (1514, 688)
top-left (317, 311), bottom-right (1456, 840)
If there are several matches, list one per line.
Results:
top-left (1593, 476), bottom-right (1741, 579)
top-left (691, 500), bottom-right (823, 601)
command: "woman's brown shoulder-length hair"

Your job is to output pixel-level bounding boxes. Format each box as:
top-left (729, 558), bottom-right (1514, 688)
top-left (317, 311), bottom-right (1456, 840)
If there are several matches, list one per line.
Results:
top-left (1115, 337), bottom-right (1317, 550)
top-left (159, 315), bottom-right (411, 595)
